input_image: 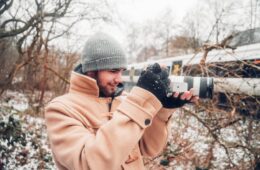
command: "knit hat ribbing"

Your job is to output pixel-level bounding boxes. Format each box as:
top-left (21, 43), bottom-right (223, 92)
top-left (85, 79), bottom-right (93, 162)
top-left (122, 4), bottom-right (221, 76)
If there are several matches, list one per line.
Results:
top-left (81, 32), bottom-right (127, 72)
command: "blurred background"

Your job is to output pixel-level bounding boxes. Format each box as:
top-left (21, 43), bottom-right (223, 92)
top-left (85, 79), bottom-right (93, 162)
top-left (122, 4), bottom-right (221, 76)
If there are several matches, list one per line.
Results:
top-left (0, 0), bottom-right (259, 169)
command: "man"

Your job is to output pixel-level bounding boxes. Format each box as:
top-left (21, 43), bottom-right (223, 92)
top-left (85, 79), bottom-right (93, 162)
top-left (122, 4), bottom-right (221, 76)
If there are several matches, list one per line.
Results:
top-left (45, 32), bottom-right (197, 170)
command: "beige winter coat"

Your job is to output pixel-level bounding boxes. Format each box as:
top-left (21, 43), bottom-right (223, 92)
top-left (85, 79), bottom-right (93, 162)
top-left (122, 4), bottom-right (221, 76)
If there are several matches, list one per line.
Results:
top-left (45, 71), bottom-right (174, 170)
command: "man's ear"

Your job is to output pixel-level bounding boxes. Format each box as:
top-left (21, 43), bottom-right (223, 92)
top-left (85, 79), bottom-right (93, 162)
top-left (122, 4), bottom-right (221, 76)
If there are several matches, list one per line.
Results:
top-left (86, 71), bottom-right (97, 79)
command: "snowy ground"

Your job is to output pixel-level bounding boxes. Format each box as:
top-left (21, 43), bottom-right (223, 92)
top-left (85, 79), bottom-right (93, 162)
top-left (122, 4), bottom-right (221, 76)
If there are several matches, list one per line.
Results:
top-left (0, 91), bottom-right (55, 169)
top-left (0, 110), bottom-right (55, 169)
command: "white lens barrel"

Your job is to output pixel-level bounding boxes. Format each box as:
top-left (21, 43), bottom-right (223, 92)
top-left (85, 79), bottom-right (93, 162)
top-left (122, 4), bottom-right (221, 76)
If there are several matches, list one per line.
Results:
top-left (169, 76), bottom-right (214, 99)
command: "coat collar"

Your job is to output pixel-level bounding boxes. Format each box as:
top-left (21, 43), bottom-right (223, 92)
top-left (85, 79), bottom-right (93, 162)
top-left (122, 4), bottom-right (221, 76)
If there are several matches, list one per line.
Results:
top-left (69, 71), bottom-right (100, 97)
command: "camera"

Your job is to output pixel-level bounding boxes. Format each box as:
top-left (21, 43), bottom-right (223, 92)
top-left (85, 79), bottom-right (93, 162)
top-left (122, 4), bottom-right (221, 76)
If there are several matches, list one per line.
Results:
top-left (169, 76), bottom-right (214, 99)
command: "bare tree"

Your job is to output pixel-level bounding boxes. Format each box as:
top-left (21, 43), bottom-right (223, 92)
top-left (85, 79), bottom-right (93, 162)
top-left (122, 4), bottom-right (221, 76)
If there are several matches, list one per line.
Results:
top-left (180, 4), bottom-right (206, 52)
top-left (153, 8), bottom-right (176, 57)
top-left (125, 8), bottom-right (178, 61)
top-left (125, 24), bottom-right (142, 63)
top-left (0, 0), bottom-right (74, 94)
top-left (200, 0), bottom-right (257, 43)
top-left (0, 0), bottom-right (113, 113)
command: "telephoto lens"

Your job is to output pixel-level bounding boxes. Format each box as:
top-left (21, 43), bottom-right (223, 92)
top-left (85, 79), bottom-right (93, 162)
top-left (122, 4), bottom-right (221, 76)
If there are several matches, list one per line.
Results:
top-left (169, 76), bottom-right (214, 99)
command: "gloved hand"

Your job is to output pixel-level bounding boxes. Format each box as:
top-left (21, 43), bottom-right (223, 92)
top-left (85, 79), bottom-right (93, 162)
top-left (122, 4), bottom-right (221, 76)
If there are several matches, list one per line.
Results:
top-left (161, 93), bottom-right (189, 108)
top-left (162, 89), bottom-right (199, 108)
top-left (136, 63), bottom-right (198, 108)
top-left (136, 63), bottom-right (170, 102)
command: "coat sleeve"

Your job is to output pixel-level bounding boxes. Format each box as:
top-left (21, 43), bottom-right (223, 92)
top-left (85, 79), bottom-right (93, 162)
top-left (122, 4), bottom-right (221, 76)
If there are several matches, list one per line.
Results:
top-left (45, 87), bottom-right (162, 170)
top-left (139, 108), bottom-right (175, 157)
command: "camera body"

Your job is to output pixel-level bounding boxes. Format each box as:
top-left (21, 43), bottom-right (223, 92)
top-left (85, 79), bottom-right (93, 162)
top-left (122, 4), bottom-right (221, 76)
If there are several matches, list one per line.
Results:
top-left (169, 76), bottom-right (214, 99)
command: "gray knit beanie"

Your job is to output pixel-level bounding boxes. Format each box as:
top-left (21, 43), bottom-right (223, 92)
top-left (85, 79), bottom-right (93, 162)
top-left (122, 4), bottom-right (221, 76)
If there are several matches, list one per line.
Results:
top-left (81, 32), bottom-right (127, 72)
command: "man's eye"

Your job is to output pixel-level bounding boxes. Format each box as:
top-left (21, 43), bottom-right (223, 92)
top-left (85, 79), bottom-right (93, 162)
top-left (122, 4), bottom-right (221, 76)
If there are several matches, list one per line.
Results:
top-left (110, 69), bottom-right (118, 73)
top-left (109, 68), bottom-right (125, 73)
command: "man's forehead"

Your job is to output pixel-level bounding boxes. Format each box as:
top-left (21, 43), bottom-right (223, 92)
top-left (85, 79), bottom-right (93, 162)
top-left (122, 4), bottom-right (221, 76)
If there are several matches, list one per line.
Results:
top-left (97, 68), bottom-right (126, 73)
top-left (108, 68), bottom-right (126, 71)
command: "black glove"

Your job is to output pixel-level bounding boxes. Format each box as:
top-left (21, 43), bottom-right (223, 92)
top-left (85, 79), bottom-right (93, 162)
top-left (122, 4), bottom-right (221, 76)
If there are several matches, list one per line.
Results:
top-left (136, 63), bottom-right (191, 108)
top-left (161, 94), bottom-right (189, 108)
top-left (136, 63), bottom-right (170, 102)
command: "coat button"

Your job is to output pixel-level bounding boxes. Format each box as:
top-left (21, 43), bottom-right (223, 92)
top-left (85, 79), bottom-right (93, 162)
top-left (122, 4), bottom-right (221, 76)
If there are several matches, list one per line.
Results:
top-left (144, 119), bottom-right (151, 126)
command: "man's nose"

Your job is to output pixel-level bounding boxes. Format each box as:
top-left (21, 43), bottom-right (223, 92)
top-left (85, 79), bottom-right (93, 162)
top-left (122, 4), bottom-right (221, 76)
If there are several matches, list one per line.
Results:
top-left (114, 72), bottom-right (123, 83)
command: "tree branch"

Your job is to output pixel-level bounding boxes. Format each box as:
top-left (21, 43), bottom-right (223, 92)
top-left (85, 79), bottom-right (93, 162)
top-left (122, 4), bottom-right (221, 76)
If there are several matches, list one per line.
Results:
top-left (45, 65), bottom-right (70, 84)
top-left (0, 0), bottom-right (72, 39)
top-left (0, 0), bottom-right (13, 15)
top-left (0, 18), bottom-right (27, 28)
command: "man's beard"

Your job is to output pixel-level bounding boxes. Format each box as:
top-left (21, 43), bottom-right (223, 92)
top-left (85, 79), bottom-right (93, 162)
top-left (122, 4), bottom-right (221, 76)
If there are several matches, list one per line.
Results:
top-left (96, 79), bottom-right (115, 97)
top-left (88, 71), bottom-right (115, 97)
top-left (98, 85), bottom-right (114, 97)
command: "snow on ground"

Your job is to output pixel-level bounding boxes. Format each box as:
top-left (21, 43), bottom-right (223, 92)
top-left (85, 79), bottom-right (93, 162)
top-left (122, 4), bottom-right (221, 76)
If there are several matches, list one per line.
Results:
top-left (0, 90), bottom-right (29, 112)
top-left (0, 91), bottom-right (54, 169)
top-left (0, 110), bottom-right (55, 169)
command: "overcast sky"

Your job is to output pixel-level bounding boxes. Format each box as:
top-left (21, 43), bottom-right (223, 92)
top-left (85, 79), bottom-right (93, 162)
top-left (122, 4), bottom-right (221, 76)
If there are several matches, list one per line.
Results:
top-left (109, 0), bottom-right (197, 23)
top-left (63, 0), bottom-right (199, 52)
top-left (106, 0), bottom-right (198, 42)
